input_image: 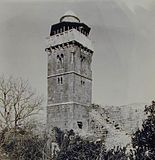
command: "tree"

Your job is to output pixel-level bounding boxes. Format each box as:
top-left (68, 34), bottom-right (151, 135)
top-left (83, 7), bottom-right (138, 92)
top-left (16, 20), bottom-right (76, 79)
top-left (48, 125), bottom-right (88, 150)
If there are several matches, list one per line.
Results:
top-left (132, 101), bottom-right (155, 160)
top-left (0, 76), bottom-right (43, 132)
top-left (0, 76), bottom-right (46, 160)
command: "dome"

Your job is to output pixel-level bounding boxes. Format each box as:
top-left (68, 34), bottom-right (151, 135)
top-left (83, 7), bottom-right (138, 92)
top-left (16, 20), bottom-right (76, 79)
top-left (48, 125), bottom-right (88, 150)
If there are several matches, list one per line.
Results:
top-left (60, 10), bottom-right (80, 23)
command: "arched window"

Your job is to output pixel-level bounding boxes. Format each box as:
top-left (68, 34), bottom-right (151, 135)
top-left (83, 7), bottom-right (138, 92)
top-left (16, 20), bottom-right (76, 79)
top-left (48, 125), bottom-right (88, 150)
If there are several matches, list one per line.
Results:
top-left (56, 54), bottom-right (64, 69)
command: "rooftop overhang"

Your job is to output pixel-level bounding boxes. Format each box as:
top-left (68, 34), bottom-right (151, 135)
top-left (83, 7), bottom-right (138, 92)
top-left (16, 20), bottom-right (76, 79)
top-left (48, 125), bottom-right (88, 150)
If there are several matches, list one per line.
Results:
top-left (47, 29), bottom-right (94, 52)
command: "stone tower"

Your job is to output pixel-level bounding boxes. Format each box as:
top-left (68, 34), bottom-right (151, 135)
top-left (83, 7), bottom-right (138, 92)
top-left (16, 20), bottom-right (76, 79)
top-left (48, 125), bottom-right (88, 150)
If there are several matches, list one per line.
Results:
top-left (46, 11), bottom-right (93, 133)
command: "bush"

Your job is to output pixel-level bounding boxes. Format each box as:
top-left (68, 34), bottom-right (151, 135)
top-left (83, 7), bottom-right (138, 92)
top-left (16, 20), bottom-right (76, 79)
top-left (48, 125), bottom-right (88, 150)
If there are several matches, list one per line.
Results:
top-left (0, 127), bottom-right (45, 160)
top-left (132, 101), bottom-right (155, 160)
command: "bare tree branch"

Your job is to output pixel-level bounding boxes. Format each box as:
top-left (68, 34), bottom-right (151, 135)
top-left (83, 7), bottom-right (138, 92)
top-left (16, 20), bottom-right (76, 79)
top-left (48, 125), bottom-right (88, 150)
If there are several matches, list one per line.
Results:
top-left (0, 76), bottom-right (43, 131)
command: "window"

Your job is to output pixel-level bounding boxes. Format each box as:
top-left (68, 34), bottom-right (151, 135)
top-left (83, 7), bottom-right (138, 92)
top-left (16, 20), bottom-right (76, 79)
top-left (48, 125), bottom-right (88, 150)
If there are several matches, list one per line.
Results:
top-left (80, 54), bottom-right (86, 63)
top-left (57, 76), bottom-right (63, 85)
top-left (60, 77), bottom-right (63, 84)
top-left (56, 53), bottom-right (64, 69)
top-left (61, 53), bottom-right (64, 58)
top-left (77, 121), bottom-right (83, 129)
top-left (57, 77), bottom-right (60, 84)
top-left (81, 80), bottom-right (85, 86)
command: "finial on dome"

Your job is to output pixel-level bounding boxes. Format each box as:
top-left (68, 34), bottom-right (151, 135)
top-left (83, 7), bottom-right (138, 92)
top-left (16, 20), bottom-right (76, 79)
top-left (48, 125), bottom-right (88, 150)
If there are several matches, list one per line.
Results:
top-left (60, 10), bottom-right (80, 23)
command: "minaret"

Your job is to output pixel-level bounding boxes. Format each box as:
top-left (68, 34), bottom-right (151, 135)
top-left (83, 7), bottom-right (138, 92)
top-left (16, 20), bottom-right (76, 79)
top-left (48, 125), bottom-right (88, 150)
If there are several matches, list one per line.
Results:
top-left (46, 11), bottom-right (93, 133)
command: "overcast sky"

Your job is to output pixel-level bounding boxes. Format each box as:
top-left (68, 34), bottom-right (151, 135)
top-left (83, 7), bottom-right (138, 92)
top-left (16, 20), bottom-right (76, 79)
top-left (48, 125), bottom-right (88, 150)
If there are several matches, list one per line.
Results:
top-left (0, 0), bottom-right (155, 106)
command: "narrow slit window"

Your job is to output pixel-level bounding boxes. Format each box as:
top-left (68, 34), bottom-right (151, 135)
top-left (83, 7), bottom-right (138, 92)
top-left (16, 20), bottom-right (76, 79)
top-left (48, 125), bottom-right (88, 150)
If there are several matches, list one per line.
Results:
top-left (60, 77), bottom-right (63, 84)
top-left (58, 77), bottom-right (60, 84)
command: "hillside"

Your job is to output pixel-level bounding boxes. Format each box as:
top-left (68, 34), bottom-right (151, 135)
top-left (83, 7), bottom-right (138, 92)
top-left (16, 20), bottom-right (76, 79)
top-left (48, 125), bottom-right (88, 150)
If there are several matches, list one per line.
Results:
top-left (89, 103), bottom-right (147, 149)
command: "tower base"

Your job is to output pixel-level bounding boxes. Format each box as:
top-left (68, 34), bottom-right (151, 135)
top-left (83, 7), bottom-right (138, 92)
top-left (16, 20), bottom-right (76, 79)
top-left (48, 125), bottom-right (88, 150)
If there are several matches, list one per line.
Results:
top-left (47, 103), bottom-right (89, 133)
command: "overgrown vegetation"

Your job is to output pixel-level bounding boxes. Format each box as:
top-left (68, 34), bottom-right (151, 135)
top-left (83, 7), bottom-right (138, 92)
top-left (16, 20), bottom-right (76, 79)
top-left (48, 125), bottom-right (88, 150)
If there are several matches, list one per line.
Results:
top-left (54, 128), bottom-right (102, 160)
top-left (0, 127), bottom-right (45, 160)
top-left (132, 101), bottom-right (155, 160)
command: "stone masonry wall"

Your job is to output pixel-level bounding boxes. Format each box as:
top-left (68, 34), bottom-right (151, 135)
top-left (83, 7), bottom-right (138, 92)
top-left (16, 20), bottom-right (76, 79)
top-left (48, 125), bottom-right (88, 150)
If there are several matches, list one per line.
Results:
top-left (47, 43), bottom-right (92, 132)
top-left (47, 104), bottom-right (89, 133)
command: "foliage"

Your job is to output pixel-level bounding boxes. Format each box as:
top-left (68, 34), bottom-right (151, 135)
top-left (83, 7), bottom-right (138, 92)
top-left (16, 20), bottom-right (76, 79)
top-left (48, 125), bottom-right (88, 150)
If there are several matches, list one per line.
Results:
top-left (0, 127), bottom-right (46, 160)
top-left (55, 129), bottom-right (102, 160)
top-left (54, 127), bottom-right (65, 147)
top-left (132, 101), bottom-right (155, 160)
top-left (53, 128), bottom-right (130, 160)
top-left (100, 146), bottom-right (128, 160)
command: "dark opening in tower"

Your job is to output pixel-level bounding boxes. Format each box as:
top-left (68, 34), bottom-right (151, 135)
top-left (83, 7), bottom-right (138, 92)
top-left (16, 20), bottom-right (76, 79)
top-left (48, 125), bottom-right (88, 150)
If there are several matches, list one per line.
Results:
top-left (77, 121), bottom-right (83, 129)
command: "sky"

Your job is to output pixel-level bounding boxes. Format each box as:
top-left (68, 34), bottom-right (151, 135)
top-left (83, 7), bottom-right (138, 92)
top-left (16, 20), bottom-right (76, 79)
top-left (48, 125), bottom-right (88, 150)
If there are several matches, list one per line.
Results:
top-left (0, 0), bottom-right (155, 106)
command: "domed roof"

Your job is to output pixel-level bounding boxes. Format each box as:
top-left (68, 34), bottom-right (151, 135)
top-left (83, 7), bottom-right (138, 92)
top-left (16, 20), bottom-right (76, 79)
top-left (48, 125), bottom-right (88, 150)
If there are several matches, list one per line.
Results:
top-left (60, 10), bottom-right (80, 23)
